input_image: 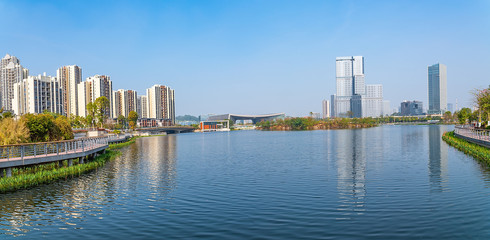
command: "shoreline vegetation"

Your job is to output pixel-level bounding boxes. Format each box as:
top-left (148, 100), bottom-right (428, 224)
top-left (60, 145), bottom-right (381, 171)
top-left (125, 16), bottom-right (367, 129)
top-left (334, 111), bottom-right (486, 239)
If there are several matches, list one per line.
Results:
top-left (0, 136), bottom-right (140, 194)
top-left (442, 131), bottom-right (490, 165)
top-left (256, 117), bottom-right (377, 131)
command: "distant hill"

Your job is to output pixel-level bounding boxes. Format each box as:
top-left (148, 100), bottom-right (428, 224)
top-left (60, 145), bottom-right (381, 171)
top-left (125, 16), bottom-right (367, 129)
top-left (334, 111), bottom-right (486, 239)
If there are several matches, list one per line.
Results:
top-left (176, 115), bottom-right (199, 122)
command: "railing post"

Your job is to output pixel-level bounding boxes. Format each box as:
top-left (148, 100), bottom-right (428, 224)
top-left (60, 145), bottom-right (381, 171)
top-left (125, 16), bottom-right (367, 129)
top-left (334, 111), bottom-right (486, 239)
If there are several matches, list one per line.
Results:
top-left (21, 146), bottom-right (25, 165)
top-left (65, 142), bottom-right (67, 154)
top-left (82, 140), bottom-right (85, 152)
top-left (7, 147), bottom-right (9, 161)
top-left (56, 143), bottom-right (59, 155)
top-left (34, 145), bottom-right (36, 157)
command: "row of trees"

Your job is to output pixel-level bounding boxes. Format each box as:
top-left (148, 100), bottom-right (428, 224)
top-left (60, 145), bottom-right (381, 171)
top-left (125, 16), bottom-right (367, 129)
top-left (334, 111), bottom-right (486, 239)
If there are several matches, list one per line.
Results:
top-left (70, 96), bottom-right (139, 130)
top-left (452, 86), bottom-right (490, 127)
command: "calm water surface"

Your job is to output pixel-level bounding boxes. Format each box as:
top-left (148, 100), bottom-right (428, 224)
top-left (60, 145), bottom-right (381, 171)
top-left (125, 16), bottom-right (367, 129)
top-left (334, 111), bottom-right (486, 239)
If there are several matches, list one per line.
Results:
top-left (2, 125), bottom-right (490, 239)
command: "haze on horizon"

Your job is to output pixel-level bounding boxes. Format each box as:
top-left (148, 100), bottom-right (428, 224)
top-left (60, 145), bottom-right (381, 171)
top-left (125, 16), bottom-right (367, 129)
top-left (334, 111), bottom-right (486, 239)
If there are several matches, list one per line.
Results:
top-left (1, 0), bottom-right (489, 117)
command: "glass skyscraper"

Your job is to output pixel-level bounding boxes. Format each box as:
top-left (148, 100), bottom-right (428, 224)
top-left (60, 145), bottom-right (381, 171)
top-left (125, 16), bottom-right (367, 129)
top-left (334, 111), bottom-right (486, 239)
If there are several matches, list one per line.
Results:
top-left (428, 63), bottom-right (447, 114)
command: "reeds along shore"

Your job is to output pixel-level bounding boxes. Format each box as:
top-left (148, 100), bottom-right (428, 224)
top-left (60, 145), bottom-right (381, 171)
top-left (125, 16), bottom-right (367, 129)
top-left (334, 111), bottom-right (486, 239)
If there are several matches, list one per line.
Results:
top-left (0, 138), bottom-right (137, 193)
top-left (442, 131), bottom-right (490, 165)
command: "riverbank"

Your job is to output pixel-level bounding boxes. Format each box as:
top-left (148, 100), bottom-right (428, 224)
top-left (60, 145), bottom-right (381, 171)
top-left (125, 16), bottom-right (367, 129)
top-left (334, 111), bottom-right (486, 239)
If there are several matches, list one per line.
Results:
top-left (442, 131), bottom-right (490, 166)
top-left (256, 117), bottom-right (377, 131)
top-left (0, 137), bottom-right (137, 193)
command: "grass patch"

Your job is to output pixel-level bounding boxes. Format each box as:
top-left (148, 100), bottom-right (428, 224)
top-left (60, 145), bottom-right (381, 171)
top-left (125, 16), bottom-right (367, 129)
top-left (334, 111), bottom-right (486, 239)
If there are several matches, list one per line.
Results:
top-left (442, 131), bottom-right (490, 165)
top-left (0, 138), bottom-right (135, 193)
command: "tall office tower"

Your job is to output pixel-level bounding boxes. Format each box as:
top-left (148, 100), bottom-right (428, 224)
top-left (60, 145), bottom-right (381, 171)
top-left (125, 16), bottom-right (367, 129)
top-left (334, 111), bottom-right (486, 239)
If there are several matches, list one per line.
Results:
top-left (428, 63), bottom-right (447, 114)
top-left (113, 89), bottom-right (138, 118)
top-left (57, 65), bottom-right (82, 117)
top-left (146, 84), bottom-right (175, 124)
top-left (12, 73), bottom-right (63, 115)
top-left (1, 54), bottom-right (28, 111)
top-left (77, 75), bottom-right (113, 118)
top-left (322, 100), bottom-right (330, 119)
top-left (138, 95), bottom-right (148, 118)
top-left (332, 56), bottom-right (365, 117)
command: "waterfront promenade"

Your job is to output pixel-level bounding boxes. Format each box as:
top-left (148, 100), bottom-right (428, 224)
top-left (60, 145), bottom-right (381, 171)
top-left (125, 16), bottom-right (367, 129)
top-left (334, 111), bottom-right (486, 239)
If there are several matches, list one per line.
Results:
top-left (0, 135), bottom-right (130, 177)
top-left (454, 125), bottom-right (490, 148)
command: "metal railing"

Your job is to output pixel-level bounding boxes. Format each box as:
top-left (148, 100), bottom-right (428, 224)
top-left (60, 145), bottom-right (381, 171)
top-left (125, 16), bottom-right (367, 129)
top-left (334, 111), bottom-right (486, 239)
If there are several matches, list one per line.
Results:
top-left (0, 137), bottom-right (110, 162)
top-left (454, 125), bottom-right (490, 142)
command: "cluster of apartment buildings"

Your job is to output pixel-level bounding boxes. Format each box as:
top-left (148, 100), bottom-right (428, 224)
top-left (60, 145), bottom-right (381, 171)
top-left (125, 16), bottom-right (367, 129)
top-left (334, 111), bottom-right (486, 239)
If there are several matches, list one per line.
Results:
top-left (323, 56), bottom-right (388, 118)
top-left (0, 54), bottom-right (175, 126)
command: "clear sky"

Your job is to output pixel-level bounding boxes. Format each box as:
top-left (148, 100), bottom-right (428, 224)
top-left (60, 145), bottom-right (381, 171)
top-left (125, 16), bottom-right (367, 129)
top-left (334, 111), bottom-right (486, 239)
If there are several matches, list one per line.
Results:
top-left (1, 0), bottom-right (489, 116)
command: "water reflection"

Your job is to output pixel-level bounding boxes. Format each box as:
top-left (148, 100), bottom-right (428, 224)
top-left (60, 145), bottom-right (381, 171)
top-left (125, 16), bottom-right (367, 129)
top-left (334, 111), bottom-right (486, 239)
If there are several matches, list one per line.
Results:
top-left (335, 129), bottom-right (366, 217)
top-left (428, 126), bottom-right (448, 192)
top-left (0, 135), bottom-right (178, 236)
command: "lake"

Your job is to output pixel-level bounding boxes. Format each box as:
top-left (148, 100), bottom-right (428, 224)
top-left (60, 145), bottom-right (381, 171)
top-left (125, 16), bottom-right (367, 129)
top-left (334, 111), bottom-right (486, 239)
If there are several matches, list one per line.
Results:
top-left (2, 125), bottom-right (490, 239)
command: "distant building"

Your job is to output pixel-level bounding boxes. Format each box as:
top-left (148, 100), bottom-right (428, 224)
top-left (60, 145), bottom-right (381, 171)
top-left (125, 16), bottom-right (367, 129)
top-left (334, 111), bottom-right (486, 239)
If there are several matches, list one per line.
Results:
top-left (428, 63), bottom-right (447, 114)
top-left (137, 95), bottom-right (148, 119)
top-left (400, 100), bottom-right (424, 116)
top-left (322, 100), bottom-right (330, 118)
top-left (383, 100), bottom-right (391, 116)
top-left (447, 103), bottom-right (453, 113)
top-left (113, 89), bottom-right (137, 118)
top-left (146, 84), bottom-right (175, 124)
top-left (12, 74), bottom-right (63, 115)
top-left (77, 75), bottom-right (113, 118)
top-left (330, 56), bottom-right (383, 118)
top-left (1, 54), bottom-right (28, 112)
top-left (362, 84), bottom-right (383, 117)
top-left (57, 65), bottom-right (82, 117)
top-left (331, 56), bottom-right (364, 117)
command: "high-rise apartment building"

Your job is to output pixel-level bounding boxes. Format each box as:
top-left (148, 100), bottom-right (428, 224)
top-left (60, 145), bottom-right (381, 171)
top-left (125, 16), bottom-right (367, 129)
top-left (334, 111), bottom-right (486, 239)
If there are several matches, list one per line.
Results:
top-left (137, 95), bottom-right (148, 119)
top-left (12, 73), bottom-right (63, 115)
top-left (57, 65), bottom-right (82, 117)
top-left (113, 89), bottom-right (137, 118)
top-left (428, 63), bottom-right (447, 114)
top-left (1, 54), bottom-right (28, 112)
top-left (146, 84), bottom-right (175, 124)
top-left (322, 100), bottom-right (330, 119)
top-left (77, 75), bottom-right (113, 118)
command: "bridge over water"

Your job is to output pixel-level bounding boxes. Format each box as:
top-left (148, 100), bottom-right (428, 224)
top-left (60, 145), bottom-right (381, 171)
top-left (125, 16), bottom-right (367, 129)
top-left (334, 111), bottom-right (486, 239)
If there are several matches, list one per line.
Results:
top-left (135, 126), bottom-right (195, 134)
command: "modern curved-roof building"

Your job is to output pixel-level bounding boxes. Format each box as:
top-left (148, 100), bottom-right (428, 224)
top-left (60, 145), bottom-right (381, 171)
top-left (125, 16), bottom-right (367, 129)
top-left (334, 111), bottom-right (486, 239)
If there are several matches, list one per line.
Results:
top-left (207, 113), bottom-right (285, 124)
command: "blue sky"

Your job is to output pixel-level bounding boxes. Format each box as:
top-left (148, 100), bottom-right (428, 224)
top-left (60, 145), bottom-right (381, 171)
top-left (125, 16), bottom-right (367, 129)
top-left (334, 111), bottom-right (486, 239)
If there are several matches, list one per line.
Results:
top-left (1, 0), bottom-right (489, 116)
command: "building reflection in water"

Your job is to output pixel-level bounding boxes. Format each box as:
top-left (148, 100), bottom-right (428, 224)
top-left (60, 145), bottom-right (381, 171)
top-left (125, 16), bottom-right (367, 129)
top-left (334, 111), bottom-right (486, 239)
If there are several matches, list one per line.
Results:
top-left (334, 129), bottom-right (366, 217)
top-left (0, 135), bottom-right (178, 235)
top-left (428, 126), bottom-right (448, 192)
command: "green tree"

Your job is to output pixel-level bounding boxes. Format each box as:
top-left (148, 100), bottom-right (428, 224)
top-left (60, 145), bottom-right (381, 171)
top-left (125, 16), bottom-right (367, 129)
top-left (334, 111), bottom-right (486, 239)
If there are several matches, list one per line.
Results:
top-left (457, 108), bottom-right (472, 124)
top-left (128, 111), bottom-right (139, 130)
top-left (117, 115), bottom-right (127, 129)
top-left (475, 87), bottom-right (490, 123)
top-left (94, 96), bottom-right (110, 127)
top-left (443, 111), bottom-right (453, 123)
top-left (86, 102), bottom-right (96, 128)
top-left (54, 115), bottom-right (74, 140)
